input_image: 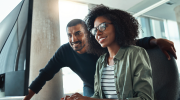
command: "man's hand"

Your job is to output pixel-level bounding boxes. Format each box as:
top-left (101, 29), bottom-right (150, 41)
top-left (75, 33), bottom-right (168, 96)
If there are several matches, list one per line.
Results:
top-left (23, 89), bottom-right (35, 100)
top-left (150, 38), bottom-right (177, 60)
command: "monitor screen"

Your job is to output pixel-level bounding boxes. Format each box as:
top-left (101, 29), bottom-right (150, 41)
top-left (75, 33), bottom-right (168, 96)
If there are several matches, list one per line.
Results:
top-left (0, 0), bottom-right (32, 97)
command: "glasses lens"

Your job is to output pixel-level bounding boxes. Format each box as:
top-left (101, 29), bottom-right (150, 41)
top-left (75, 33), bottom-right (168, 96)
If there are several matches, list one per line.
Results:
top-left (99, 23), bottom-right (106, 32)
top-left (91, 28), bottom-right (97, 36)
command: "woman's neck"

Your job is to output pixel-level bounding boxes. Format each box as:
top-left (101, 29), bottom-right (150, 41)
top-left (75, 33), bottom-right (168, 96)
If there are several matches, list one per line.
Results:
top-left (107, 42), bottom-right (120, 59)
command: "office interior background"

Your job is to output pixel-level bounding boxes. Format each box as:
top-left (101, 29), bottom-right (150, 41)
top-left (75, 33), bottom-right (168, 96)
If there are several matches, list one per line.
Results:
top-left (59, 0), bottom-right (180, 95)
top-left (0, 0), bottom-right (180, 99)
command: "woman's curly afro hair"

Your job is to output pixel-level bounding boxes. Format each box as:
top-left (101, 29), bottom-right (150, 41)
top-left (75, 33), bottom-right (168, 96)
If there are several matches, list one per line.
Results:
top-left (85, 4), bottom-right (139, 56)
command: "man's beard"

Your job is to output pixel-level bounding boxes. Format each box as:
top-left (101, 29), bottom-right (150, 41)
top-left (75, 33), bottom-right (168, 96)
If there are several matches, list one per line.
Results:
top-left (71, 41), bottom-right (85, 51)
top-left (75, 44), bottom-right (85, 51)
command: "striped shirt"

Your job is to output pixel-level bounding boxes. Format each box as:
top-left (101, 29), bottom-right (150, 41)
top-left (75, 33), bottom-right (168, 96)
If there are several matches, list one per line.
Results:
top-left (101, 64), bottom-right (118, 99)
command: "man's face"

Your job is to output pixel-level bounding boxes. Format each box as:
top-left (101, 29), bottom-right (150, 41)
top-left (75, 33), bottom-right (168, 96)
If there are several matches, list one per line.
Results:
top-left (67, 24), bottom-right (86, 53)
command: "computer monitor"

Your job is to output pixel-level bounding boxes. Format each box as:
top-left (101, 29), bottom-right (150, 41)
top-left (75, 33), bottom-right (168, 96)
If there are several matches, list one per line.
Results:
top-left (0, 0), bottom-right (32, 97)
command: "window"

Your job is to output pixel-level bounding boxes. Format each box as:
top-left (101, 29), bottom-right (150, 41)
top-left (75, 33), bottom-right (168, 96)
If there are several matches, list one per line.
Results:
top-left (165, 20), bottom-right (180, 72)
top-left (138, 16), bottom-right (180, 73)
top-left (59, 1), bottom-right (88, 94)
top-left (0, 0), bottom-right (22, 23)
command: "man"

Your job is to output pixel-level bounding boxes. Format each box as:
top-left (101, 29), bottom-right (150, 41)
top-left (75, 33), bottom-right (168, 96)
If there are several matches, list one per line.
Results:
top-left (24, 19), bottom-right (177, 100)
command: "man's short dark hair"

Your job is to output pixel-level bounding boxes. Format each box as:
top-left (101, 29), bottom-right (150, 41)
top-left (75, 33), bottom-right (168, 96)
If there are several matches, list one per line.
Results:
top-left (66, 19), bottom-right (88, 33)
top-left (67, 19), bottom-right (84, 27)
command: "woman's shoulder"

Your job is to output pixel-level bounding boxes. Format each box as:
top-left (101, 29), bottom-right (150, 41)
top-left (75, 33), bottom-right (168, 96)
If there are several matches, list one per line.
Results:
top-left (125, 45), bottom-right (147, 54)
top-left (127, 45), bottom-right (145, 49)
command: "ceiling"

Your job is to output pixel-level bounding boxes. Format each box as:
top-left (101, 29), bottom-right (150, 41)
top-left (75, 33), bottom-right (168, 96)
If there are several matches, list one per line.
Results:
top-left (66, 0), bottom-right (180, 21)
top-left (128, 0), bottom-right (180, 21)
top-left (69, 0), bottom-right (144, 10)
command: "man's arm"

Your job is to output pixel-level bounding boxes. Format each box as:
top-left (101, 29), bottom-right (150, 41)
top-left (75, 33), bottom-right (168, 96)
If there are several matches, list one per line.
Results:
top-left (136, 36), bottom-right (155, 49)
top-left (136, 36), bottom-right (177, 60)
top-left (23, 43), bottom-right (68, 100)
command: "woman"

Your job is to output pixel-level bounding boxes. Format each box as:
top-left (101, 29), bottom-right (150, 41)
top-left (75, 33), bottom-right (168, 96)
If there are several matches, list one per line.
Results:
top-left (63, 4), bottom-right (154, 100)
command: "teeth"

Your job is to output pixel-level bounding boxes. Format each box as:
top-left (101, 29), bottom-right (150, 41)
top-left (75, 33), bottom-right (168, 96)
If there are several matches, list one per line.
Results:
top-left (99, 37), bottom-right (106, 41)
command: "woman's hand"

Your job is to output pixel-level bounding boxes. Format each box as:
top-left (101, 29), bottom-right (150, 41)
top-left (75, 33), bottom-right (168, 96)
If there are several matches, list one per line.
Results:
top-left (150, 38), bottom-right (177, 60)
top-left (62, 93), bottom-right (92, 100)
top-left (61, 95), bottom-right (70, 100)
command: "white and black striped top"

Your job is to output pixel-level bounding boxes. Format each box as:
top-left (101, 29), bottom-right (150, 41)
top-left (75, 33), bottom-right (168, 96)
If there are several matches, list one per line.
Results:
top-left (101, 64), bottom-right (118, 99)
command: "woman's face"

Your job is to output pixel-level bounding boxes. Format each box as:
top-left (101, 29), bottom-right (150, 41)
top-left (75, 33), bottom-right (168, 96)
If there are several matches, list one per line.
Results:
top-left (94, 16), bottom-right (116, 48)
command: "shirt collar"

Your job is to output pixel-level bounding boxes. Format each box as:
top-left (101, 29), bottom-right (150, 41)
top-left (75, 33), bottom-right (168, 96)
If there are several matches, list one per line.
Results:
top-left (101, 46), bottom-right (127, 63)
top-left (114, 46), bottom-right (127, 60)
top-left (101, 53), bottom-right (107, 63)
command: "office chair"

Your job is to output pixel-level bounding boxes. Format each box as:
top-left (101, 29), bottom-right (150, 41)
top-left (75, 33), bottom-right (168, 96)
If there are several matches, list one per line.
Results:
top-left (146, 46), bottom-right (179, 100)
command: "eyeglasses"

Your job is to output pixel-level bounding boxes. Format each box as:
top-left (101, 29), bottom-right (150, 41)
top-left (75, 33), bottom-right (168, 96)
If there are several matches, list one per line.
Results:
top-left (90, 22), bottom-right (112, 36)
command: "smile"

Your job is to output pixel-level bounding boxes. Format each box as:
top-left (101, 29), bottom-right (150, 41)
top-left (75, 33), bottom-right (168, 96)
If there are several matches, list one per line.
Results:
top-left (72, 43), bottom-right (81, 48)
top-left (71, 41), bottom-right (81, 45)
top-left (98, 36), bottom-right (107, 43)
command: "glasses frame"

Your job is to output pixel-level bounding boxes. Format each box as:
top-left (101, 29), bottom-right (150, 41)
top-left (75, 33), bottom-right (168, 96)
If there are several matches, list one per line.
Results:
top-left (90, 22), bottom-right (112, 36)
